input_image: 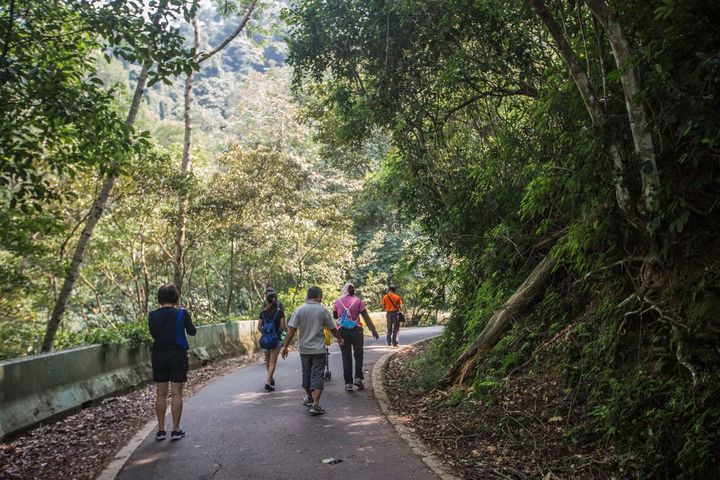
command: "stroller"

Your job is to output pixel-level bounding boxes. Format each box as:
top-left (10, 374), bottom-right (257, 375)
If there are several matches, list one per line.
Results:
top-left (323, 327), bottom-right (332, 381)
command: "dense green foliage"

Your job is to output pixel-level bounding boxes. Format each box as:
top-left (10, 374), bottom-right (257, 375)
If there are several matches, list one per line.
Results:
top-left (3, 0), bottom-right (719, 475)
top-left (0, 1), bottom-right (415, 359)
top-left (286, 0), bottom-right (720, 476)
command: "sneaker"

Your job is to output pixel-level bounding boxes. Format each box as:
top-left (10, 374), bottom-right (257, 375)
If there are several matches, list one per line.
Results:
top-left (345, 383), bottom-right (353, 391)
top-left (353, 378), bottom-right (364, 389)
top-left (170, 429), bottom-right (186, 441)
top-left (155, 430), bottom-right (167, 441)
top-left (264, 383), bottom-right (275, 392)
top-left (301, 395), bottom-right (313, 406)
top-left (309, 405), bottom-right (326, 416)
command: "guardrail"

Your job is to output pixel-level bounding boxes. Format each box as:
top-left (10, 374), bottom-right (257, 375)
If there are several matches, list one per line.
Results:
top-left (0, 320), bottom-right (259, 440)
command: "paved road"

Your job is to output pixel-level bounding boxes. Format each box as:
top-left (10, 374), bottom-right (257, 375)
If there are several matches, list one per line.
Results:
top-left (117, 326), bottom-right (444, 480)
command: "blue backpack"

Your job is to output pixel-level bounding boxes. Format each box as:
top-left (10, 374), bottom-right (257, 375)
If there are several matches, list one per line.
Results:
top-left (337, 297), bottom-right (359, 329)
top-left (259, 309), bottom-right (281, 349)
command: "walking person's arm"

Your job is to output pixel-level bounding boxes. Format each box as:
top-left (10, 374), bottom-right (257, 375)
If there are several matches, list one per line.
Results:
top-left (329, 327), bottom-right (344, 346)
top-left (281, 326), bottom-right (297, 359)
top-left (360, 310), bottom-right (379, 339)
top-left (323, 312), bottom-right (344, 346)
top-left (148, 315), bottom-right (159, 339)
top-left (184, 310), bottom-right (197, 336)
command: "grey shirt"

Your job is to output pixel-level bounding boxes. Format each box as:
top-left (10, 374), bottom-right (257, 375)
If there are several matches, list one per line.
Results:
top-left (288, 300), bottom-right (335, 355)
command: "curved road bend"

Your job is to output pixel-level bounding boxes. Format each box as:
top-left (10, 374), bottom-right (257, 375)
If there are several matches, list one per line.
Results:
top-left (117, 325), bottom-right (444, 480)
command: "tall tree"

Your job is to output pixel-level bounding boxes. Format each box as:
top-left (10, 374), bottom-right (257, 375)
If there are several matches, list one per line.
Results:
top-left (173, 0), bottom-right (259, 294)
top-left (40, 0), bottom-right (200, 351)
top-left (526, 0), bottom-right (658, 225)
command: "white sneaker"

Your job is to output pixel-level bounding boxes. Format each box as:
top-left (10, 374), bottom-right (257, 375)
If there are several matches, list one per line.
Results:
top-left (309, 405), bottom-right (326, 416)
top-left (301, 395), bottom-right (312, 406)
top-left (345, 383), bottom-right (353, 391)
top-left (353, 378), bottom-right (364, 389)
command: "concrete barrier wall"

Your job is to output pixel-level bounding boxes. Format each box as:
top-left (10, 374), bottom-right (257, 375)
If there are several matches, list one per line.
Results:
top-left (0, 320), bottom-right (259, 439)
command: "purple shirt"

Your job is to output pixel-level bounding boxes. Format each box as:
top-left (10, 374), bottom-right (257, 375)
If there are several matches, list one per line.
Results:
top-left (333, 295), bottom-right (366, 327)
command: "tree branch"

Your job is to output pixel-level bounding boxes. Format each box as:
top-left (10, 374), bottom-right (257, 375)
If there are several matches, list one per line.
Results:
top-left (198, 0), bottom-right (259, 63)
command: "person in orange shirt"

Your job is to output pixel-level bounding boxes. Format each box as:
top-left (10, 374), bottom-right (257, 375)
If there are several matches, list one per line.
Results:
top-left (381, 285), bottom-right (403, 347)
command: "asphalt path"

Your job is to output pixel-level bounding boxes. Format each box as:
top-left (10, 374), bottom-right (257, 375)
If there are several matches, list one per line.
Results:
top-left (117, 326), bottom-right (444, 480)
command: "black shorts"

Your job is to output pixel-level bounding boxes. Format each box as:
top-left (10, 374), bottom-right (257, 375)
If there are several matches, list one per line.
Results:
top-left (151, 350), bottom-right (189, 383)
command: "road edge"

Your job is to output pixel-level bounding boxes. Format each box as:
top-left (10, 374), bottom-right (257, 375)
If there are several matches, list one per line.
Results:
top-left (95, 352), bottom-right (265, 480)
top-left (96, 418), bottom-right (156, 480)
top-left (371, 337), bottom-right (462, 480)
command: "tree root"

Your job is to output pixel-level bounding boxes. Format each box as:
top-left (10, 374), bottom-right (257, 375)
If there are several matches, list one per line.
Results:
top-left (673, 326), bottom-right (699, 389)
top-left (616, 261), bottom-right (700, 389)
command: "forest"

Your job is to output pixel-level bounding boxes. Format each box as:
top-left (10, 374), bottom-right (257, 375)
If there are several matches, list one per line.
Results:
top-left (0, 0), bottom-right (421, 359)
top-left (2, 0), bottom-right (720, 478)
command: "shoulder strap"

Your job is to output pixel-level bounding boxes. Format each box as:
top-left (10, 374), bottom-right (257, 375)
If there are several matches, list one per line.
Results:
top-left (338, 297), bottom-right (360, 323)
top-left (338, 297), bottom-right (359, 313)
top-left (387, 294), bottom-right (399, 310)
top-left (262, 308), bottom-right (281, 324)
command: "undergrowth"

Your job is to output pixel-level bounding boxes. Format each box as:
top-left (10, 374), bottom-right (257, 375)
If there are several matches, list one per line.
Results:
top-left (426, 261), bottom-right (720, 478)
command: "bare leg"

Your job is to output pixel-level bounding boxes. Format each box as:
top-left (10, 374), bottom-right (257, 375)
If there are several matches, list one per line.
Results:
top-left (312, 388), bottom-right (323, 406)
top-left (170, 382), bottom-right (184, 431)
top-left (264, 349), bottom-right (271, 383)
top-left (266, 349), bottom-right (280, 385)
top-left (304, 387), bottom-right (313, 399)
top-left (155, 383), bottom-right (169, 431)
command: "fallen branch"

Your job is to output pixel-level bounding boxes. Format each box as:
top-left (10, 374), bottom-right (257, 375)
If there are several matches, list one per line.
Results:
top-left (437, 255), bottom-right (557, 388)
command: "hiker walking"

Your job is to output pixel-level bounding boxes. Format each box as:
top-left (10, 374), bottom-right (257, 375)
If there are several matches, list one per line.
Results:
top-left (264, 285), bottom-right (284, 311)
top-left (148, 283), bottom-right (197, 441)
top-left (282, 286), bottom-right (343, 416)
top-left (258, 292), bottom-right (285, 392)
top-left (381, 284), bottom-right (404, 347)
top-left (333, 283), bottom-right (380, 391)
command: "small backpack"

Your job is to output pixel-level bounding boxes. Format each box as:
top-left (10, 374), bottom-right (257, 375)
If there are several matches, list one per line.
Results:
top-left (259, 309), bottom-right (281, 349)
top-left (337, 297), bottom-right (358, 329)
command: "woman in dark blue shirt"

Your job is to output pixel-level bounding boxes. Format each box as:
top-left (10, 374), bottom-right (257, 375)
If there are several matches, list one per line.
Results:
top-left (148, 283), bottom-right (196, 441)
top-left (258, 292), bottom-right (285, 392)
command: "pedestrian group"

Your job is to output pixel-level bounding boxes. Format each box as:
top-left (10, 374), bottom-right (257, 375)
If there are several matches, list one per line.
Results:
top-left (148, 282), bottom-right (404, 440)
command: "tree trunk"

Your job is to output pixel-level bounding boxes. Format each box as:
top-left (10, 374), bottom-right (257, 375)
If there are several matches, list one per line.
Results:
top-left (172, 1), bottom-right (258, 295)
top-left (130, 236), bottom-right (143, 319)
top-left (526, 0), bottom-right (637, 225)
top-left (140, 224), bottom-right (150, 316)
top-left (41, 65), bottom-right (149, 352)
top-left (437, 255), bottom-right (556, 388)
top-left (586, 0), bottom-right (660, 215)
top-left (226, 237), bottom-right (235, 320)
top-left (173, 17), bottom-right (201, 295)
